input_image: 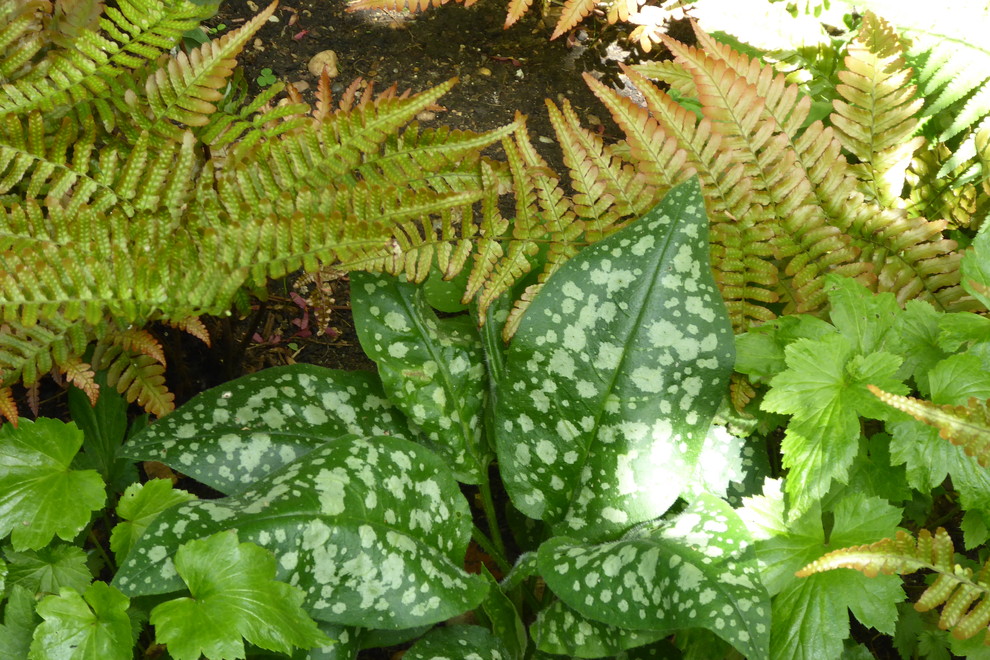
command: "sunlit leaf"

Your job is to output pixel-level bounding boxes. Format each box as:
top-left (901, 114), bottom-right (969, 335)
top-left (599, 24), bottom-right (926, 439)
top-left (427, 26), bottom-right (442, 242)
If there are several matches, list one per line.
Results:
top-left (29, 582), bottom-right (131, 660)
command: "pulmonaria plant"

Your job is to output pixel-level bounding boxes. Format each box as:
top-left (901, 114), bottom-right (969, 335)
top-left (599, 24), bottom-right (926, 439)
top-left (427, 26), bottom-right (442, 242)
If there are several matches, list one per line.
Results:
top-left (0, 178), bottom-right (772, 658)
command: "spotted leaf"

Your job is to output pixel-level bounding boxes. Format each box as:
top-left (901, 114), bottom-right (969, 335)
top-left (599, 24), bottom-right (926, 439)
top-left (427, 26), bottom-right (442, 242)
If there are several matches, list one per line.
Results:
top-left (351, 272), bottom-right (488, 483)
top-left (531, 598), bottom-right (668, 657)
top-left (113, 435), bottom-right (488, 630)
top-left (495, 177), bottom-right (735, 540)
top-left (122, 365), bottom-right (408, 495)
top-left (404, 625), bottom-right (510, 659)
top-left (536, 494), bottom-right (770, 659)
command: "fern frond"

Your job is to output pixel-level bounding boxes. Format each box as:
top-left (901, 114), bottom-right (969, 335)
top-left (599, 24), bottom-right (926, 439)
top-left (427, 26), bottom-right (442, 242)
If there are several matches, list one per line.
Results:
top-left (504, 0), bottom-right (534, 29)
top-left (0, 316), bottom-right (94, 387)
top-left (0, 0), bottom-right (216, 114)
top-left (0, 384), bottom-right (16, 426)
top-left (0, 1), bottom-right (48, 80)
top-left (797, 528), bottom-right (990, 643)
top-left (868, 385), bottom-right (990, 468)
top-left (94, 340), bottom-right (173, 416)
top-left (62, 354), bottom-right (98, 405)
top-left (347, 0), bottom-right (453, 12)
top-left (141, 1), bottom-right (277, 139)
top-left (545, 97), bottom-right (648, 239)
top-left (830, 12), bottom-right (924, 207)
top-left (550, 0), bottom-right (596, 40)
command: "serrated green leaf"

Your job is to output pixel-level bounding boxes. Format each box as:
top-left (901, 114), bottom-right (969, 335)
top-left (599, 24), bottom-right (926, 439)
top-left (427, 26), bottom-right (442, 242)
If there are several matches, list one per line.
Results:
top-left (496, 177), bottom-right (735, 541)
top-left (531, 598), bottom-right (669, 658)
top-left (404, 625), bottom-right (509, 660)
top-left (150, 531), bottom-right (331, 660)
top-left (937, 312), bottom-right (990, 353)
top-left (961, 225), bottom-right (990, 308)
top-left (0, 419), bottom-right (106, 550)
top-left (928, 353), bottom-right (990, 404)
top-left (0, 585), bottom-right (37, 660)
top-left (122, 365), bottom-right (408, 495)
top-left (114, 435), bottom-right (487, 630)
top-left (751, 494), bottom-right (903, 659)
top-left (351, 273), bottom-right (488, 483)
top-left (734, 314), bottom-right (836, 384)
top-left (893, 300), bottom-right (946, 397)
top-left (763, 334), bottom-right (906, 518)
top-left (538, 494), bottom-right (769, 659)
top-left (825, 275), bottom-right (901, 355)
top-left (3, 543), bottom-right (91, 596)
top-left (29, 582), bottom-right (131, 660)
top-left (110, 479), bottom-right (197, 564)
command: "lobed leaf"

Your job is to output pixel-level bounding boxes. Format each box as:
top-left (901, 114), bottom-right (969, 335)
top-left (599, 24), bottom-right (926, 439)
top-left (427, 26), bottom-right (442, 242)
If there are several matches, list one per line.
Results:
top-left (29, 582), bottom-right (132, 660)
top-left (0, 419), bottom-right (105, 550)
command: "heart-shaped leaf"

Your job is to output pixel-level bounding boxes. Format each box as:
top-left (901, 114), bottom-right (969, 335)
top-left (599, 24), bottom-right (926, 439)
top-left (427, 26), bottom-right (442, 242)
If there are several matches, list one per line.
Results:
top-left (496, 177), bottom-right (735, 540)
top-left (113, 435), bottom-right (487, 630)
top-left (122, 365), bottom-right (409, 494)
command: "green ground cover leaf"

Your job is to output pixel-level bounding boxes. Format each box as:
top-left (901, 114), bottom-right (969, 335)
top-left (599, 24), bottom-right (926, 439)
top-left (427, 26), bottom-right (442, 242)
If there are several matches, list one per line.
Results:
top-left (537, 493), bottom-right (769, 658)
top-left (763, 333), bottom-right (906, 518)
top-left (351, 272), bottom-right (488, 483)
top-left (29, 582), bottom-right (132, 660)
top-left (961, 226), bottom-right (990, 309)
top-left (110, 479), bottom-right (197, 564)
top-left (0, 585), bottom-right (36, 660)
top-left (530, 598), bottom-right (669, 658)
top-left (825, 275), bottom-right (902, 356)
top-left (734, 314), bottom-right (836, 384)
top-left (496, 177), bottom-right (735, 541)
top-left (739, 489), bottom-right (903, 660)
top-left (122, 365), bottom-right (408, 495)
top-left (67, 374), bottom-right (136, 492)
top-left (113, 435), bottom-right (487, 630)
top-left (150, 531), bottom-right (331, 660)
top-left (2, 543), bottom-right (91, 596)
top-left (404, 625), bottom-right (510, 659)
top-left (894, 300), bottom-right (946, 397)
top-left (0, 419), bottom-right (105, 550)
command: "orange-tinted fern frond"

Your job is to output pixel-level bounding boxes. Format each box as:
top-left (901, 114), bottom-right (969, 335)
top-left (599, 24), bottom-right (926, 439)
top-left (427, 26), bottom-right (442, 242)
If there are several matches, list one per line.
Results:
top-left (142, 1), bottom-right (278, 140)
top-left (797, 528), bottom-right (990, 643)
top-left (830, 11), bottom-right (925, 208)
top-left (545, 97), bottom-right (649, 240)
top-left (62, 355), bottom-right (98, 405)
top-left (0, 385), bottom-right (18, 427)
top-left (347, 0), bottom-right (455, 12)
top-left (550, 0), bottom-right (597, 40)
top-left (93, 340), bottom-right (174, 417)
top-left (504, 0), bottom-right (534, 29)
top-left (868, 385), bottom-right (990, 468)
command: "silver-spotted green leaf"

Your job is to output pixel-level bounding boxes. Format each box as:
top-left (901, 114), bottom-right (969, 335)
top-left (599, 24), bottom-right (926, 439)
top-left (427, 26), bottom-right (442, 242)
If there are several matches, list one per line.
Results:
top-left (351, 272), bottom-right (488, 483)
top-left (110, 479), bottom-right (197, 564)
top-left (404, 625), bottom-right (510, 660)
top-left (122, 365), bottom-right (408, 495)
top-left (495, 178), bottom-right (734, 540)
top-left (480, 569), bottom-right (526, 660)
top-left (28, 582), bottom-right (131, 660)
top-left (531, 598), bottom-right (669, 658)
top-left (113, 435), bottom-right (487, 630)
top-left (537, 494), bottom-right (769, 659)
top-left (0, 419), bottom-right (106, 551)
top-left (149, 531), bottom-right (331, 660)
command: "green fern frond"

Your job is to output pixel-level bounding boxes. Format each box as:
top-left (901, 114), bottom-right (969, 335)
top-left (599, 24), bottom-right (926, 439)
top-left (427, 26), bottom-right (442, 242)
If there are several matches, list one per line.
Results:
top-left (0, 1), bottom-right (49, 81)
top-left (0, 316), bottom-right (94, 388)
top-left (797, 527), bottom-right (990, 643)
top-left (0, 0), bottom-right (217, 115)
